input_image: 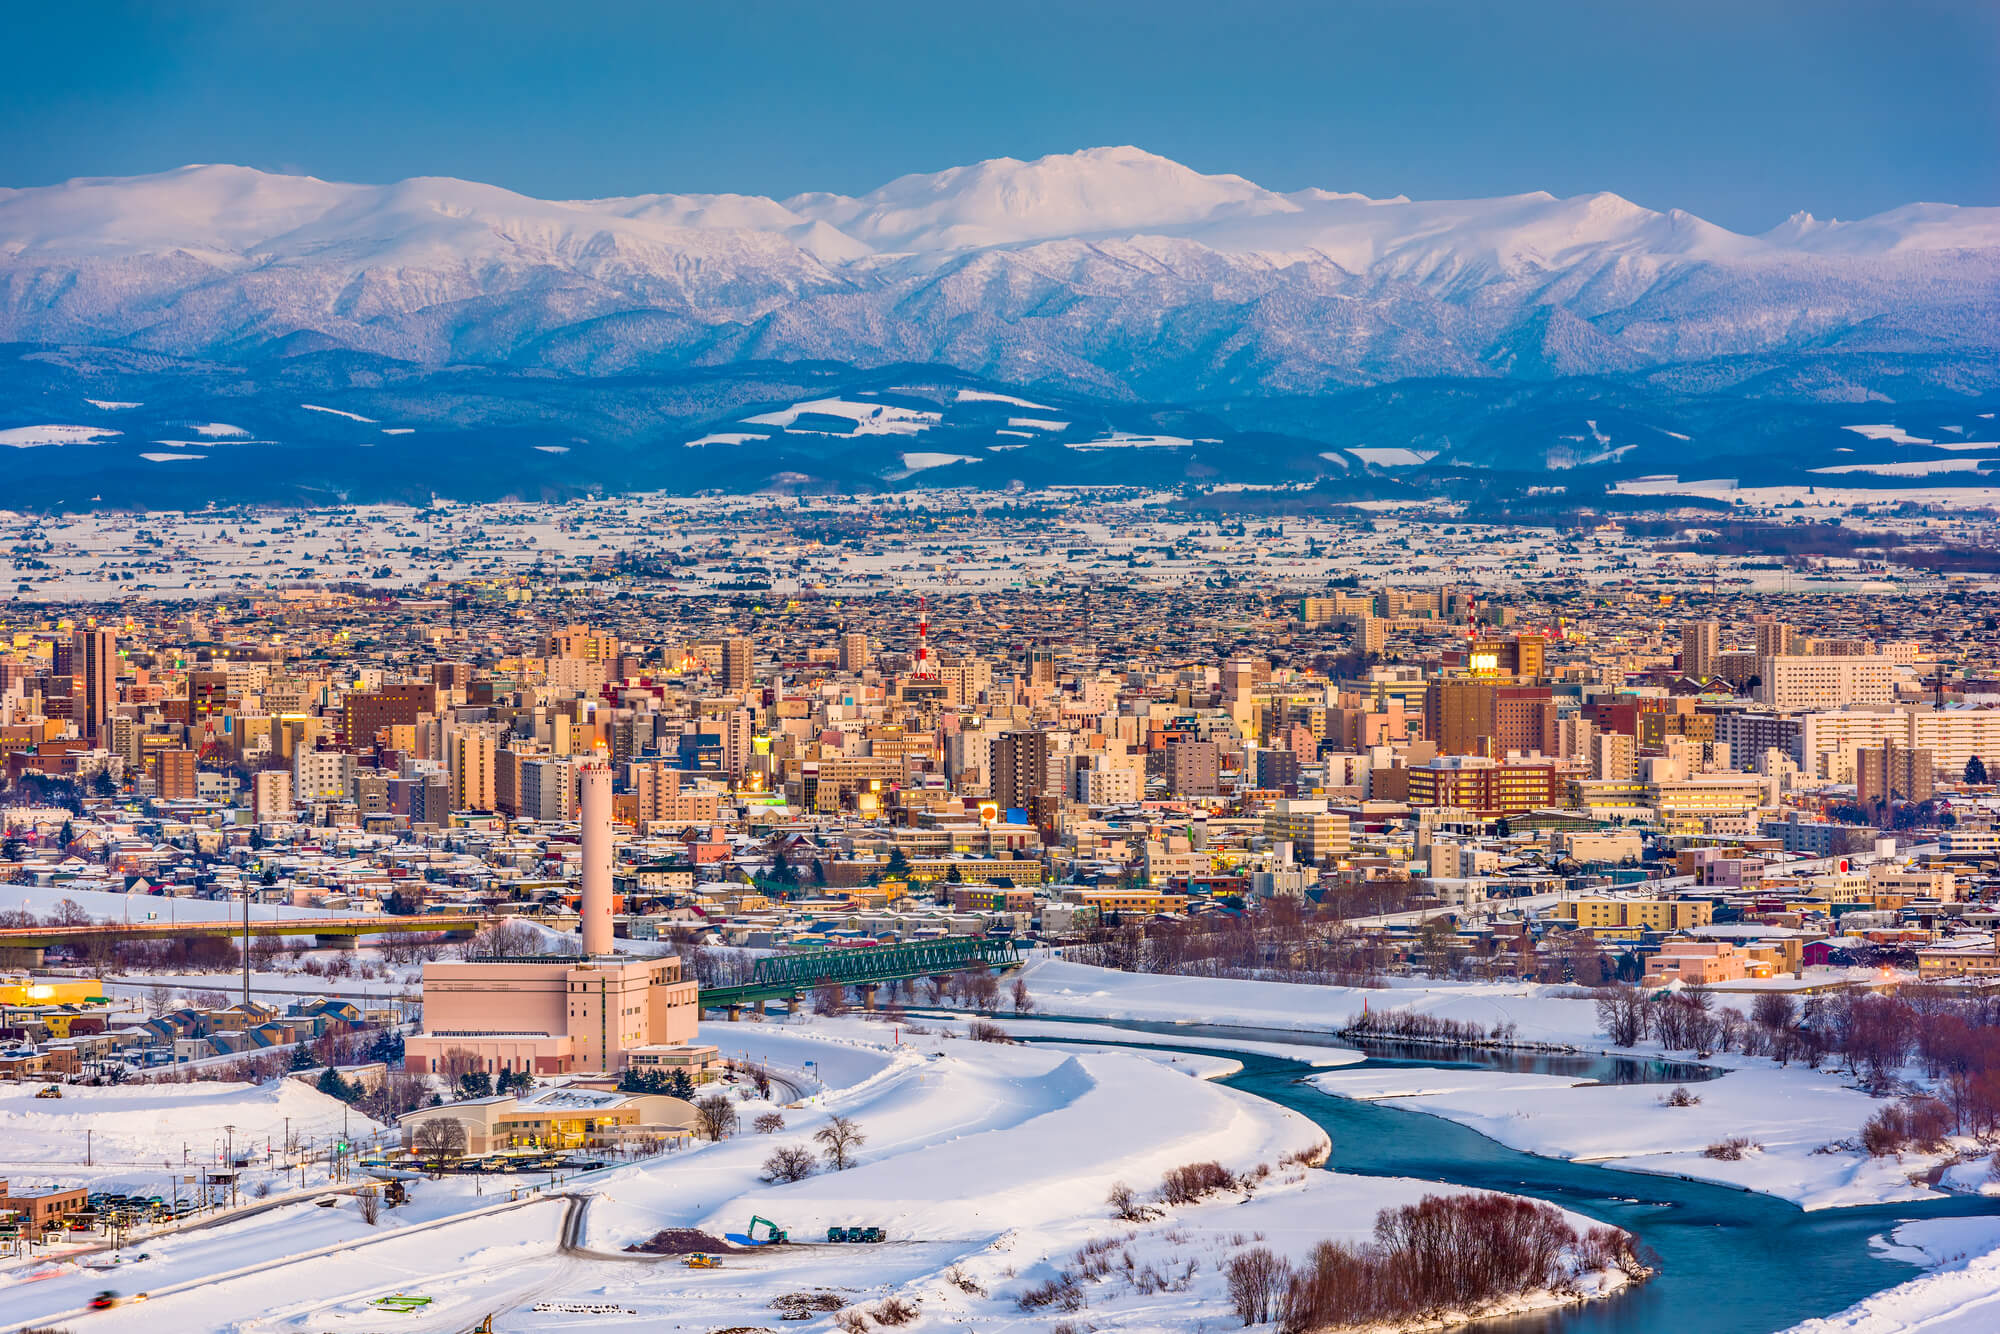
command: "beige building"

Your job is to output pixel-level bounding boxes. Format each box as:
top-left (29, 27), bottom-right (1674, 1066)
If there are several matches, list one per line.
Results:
top-left (1263, 798), bottom-right (1351, 864)
top-left (449, 730), bottom-right (497, 813)
top-left (398, 1086), bottom-right (698, 1156)
top-left (1556, 898), bottom-right (1714, 932)
top-left (1758, 655), bottom-right (1895, 712)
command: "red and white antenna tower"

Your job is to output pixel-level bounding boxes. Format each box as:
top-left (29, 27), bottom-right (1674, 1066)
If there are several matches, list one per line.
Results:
top-left (913, 594), bottom-right (938, 679)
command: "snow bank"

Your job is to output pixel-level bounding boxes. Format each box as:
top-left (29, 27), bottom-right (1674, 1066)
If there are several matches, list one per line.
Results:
top-left (931, 1011), bottom-right (1366, 1066)
top-left (1023, 957), bottom-right (1601, 1044)
top-left (1312, 1059), bottom-right (1937, 1211)
top-left (1785, 1233), bottom-right (2000, 1333)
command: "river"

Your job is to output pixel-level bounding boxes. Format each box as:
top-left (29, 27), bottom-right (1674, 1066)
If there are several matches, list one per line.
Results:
top-left (1021, 1016), bottom-right (2000, 1334)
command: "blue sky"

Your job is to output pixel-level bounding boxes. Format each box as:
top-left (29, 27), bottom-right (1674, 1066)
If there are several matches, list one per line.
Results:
top-left (3, 1), bottom-right (1994, 231)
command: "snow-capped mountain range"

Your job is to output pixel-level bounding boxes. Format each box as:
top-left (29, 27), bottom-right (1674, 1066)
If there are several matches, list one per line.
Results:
top-left (1, 146), bottom-right (1995, 398)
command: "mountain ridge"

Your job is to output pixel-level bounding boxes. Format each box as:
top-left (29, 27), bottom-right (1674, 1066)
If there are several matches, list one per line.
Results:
top-left (0, 148), bottom-right (1995, 406)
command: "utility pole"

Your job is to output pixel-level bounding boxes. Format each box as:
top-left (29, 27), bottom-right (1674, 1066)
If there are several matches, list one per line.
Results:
top-left (242, 874), bottom-right (252, 1008)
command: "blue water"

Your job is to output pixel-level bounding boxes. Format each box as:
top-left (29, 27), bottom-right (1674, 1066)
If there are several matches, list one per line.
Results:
top-left (1015, 1016), bottom-right (2000, 1334)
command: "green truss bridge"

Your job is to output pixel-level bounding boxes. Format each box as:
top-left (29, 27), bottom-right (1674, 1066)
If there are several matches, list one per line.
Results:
top-left (699, 936), bottom-right (1024, 1012)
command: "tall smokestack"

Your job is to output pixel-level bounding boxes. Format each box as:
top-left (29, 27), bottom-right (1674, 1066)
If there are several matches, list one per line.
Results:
top-left (579, 764), bottom-right (614, 956)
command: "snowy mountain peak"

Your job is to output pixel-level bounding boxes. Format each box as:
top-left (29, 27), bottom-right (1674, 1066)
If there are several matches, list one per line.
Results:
top-left (785, 145), bottom-right (1293, 252)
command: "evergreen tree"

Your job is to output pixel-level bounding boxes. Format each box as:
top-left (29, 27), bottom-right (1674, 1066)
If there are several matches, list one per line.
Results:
top-left (315, 1065), bottom-right (353, 1102)
top-left (458, 1070), bottom-right (493, 1099)
top-left (1967, 755), bottom-right (1988, 785)
top-left (668, 1068), bottom-right (696, 1100)
top-left (290, 1044), bottom-right (317, 1071)
top-left (885, 847), bottom-right (912, 878)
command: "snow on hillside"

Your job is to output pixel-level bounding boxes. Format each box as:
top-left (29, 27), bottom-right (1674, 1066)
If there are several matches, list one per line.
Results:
top-left (0, 424), bottom-right (121, 447)
top-left (0, 149), bottom-right (1992, 395)
top-left (742, 397), bottom-right (942, 435)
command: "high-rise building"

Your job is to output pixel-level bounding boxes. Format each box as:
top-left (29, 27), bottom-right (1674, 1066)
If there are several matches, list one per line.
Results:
top-left (1680, 620), bottom-right (1721, 680)
top-left (152, 748), bottom-right (198, 801)
top-left (1027, 647), bottom-right (1057, 689)
top-left (341, 682), bottom-right (438, 749)
top-left (72, 628), bottom-right (114, 743)
top-left (1168, 739), bottom-right (1221, 797)
top-left (838, 632), bottom-right (869, 673)
top-left (1466, 636), bottom-right (1545, 681)
top-left (521, 758), bottom-right (575, 823)
top-left (720, 637), bottom-right (753, 692)
top-left (1858, 745), bottom-right (1935, 808)
top-left (1425, 681), bottom-right (1556, 757)
top-left (1758, 656), bottom-right (1895, 712)
top-left (448, 730), bottom-right (497, 812)
top-left (293, 748), bottom-right (356, 801)
top-left (993, 730), bottom-right (1059, 813)
top-left (1263, 798), bottom-right (1351, 864)
top-left (252, 770), bottom-right (293, 820)
top-left (1754, 619), bottom-right (1797, 661)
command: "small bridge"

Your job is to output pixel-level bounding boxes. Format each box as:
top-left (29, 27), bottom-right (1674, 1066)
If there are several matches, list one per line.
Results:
top-left (699, 936), bottom-right (1023, 1015)
top-left (0, 914), bottom-right (502, 966)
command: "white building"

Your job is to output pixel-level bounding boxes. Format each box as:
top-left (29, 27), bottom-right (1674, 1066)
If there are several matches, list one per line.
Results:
top-left (1758, 655), bottom-right (1896, 712)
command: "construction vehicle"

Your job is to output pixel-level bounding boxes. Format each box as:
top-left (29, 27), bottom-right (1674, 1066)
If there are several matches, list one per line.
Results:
top-left (472, 1318), bottom-right (494, 1333)
top-left (370, 1293), bottom-right (434, 1313)
top-left (35, 1084), bottom-right (61, 1099)
top-left (825, 1225), bottom-right (886, 1243)
top-left (747, 1215), bottom-right (788, 1244)
top-left (683, 1253), bottom-right (718, 1269)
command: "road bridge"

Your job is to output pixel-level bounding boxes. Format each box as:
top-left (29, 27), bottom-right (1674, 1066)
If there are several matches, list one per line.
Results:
top-left (0, 914), bottom-right (502, 966)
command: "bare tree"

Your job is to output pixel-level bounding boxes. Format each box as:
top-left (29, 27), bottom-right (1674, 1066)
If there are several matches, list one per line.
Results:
top-left (815, 1114), bottom-right (866, 1170)
top-left (1226, 1246), bottom-right (1290, 1326)
top-left (411, 1118), bottom-right (467, 1174)
top-left (357, 1186), bottom-right (381, 1224)
top-left (50, 897), bottom-right (94, 926)
top-left (760, 1144), bottom-right (816, 1183)
top-left (753, 1111), bottom-right (786, 1134)
top-left (1010, 976), bottom-right (1034, 1015)
top-left (1594, 985), bottom-right (1649, 1047)
top-left (694, 1093), bottom-right (738, 1140)
top-left (1751, 991), bottom-right (1797, 1033)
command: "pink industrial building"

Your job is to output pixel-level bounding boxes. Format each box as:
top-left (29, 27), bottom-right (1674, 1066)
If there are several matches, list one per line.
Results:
top-left (405, 764), bottom-right (702, 1075)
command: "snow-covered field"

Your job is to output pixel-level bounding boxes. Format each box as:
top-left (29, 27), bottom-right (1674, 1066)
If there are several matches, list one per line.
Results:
top-left (0, 1078), bottom-right (382, 1179)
